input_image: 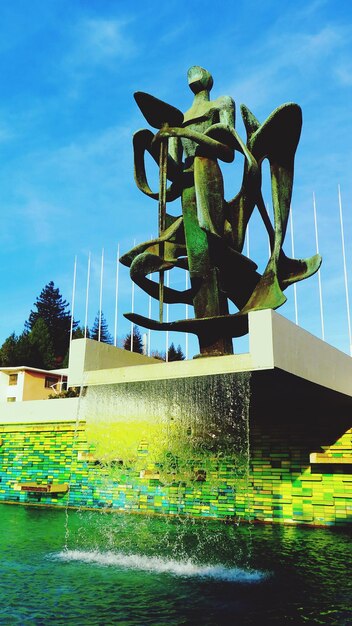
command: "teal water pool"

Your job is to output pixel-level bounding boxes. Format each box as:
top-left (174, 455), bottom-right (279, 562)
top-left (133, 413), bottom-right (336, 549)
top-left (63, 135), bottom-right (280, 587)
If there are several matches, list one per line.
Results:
top-left (1, 504), bottom-right (351, 625)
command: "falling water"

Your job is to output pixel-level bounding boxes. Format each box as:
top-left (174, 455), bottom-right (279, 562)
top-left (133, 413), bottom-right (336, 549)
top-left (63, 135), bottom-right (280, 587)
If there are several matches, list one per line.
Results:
top-left (80, 373), bottom-right (251, 503)
top-left (63, 371), bottom-right (253, 570)
top-left (64, 379), bottom-right (88, 550)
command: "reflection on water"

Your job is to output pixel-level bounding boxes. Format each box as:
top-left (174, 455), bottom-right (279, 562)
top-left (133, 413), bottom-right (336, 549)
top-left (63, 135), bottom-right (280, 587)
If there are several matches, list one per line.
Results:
top-left (0, 504), bottom-right (351, 625)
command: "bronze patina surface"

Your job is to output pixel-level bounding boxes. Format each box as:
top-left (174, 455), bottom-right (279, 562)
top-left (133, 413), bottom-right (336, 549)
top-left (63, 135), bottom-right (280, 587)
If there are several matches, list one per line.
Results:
top-left (121, 67), bottom-right (322, 356)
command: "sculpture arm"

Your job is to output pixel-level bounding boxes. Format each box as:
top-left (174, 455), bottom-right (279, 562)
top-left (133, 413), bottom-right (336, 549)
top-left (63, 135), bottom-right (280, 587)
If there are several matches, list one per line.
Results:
top-left (133, 128), bottom-right (183, 201)
top-left (153, 126), bottom-right (234, 163)
top-left (168, 136), bottom-right (183, 165)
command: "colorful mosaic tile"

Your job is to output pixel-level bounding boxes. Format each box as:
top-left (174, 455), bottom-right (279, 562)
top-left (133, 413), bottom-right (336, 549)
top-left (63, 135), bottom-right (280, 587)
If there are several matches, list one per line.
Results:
top-left (0, 421), bottom-right (350, 525)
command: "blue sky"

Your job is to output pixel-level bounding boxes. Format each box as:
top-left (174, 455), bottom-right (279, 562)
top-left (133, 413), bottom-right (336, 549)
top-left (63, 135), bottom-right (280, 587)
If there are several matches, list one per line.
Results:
top-left (1, 0), bottom-right (352, 357)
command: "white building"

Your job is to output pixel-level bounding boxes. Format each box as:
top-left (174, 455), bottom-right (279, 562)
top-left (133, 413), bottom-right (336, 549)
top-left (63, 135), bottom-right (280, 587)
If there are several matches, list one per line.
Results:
top-left (0, 366), bottom-right (68, 402)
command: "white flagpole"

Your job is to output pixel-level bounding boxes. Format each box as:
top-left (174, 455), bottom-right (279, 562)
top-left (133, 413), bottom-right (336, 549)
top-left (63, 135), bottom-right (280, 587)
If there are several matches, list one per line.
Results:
top-left (148, 276), bottom-right (152, 357)
top-left (312, 192), bottom-right (325, 341)
top-left (185, 271), bottom-right (189, 360)
top-left (165, 272), bottom-right (169, 362)
top-left (130, 280), bottom-right (135, 352)
top-left (338, 185), bottom-right (352, 355)
top-left (84, 252), bottom-right (91, 339)
top-left (98, 248), bottom-right (104, 342)
top-left (289, 208), bottom-right (298, 325)
top-left (130, 240), bottom-right (136, 352)
top-left (114, 244), bottom-right (120, 347)
top-left (148, 234), bottom-right (153, 357)
top-left (69, 255), bottom-right (77, 345)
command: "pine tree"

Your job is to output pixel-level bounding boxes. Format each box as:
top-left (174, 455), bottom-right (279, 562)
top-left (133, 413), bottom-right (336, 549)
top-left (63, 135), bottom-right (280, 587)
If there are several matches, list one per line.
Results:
top-left (167, 342), bottom-right (185, 361)
top-left (73, 326), bottom-right (89, 339)
top-left (123, 326), bottom-right (143, 354)
top-left (28, 318), bottom-right (55, 369)
top-left (0, 321), bottom-right (55, 369)
top-left (167, 342), bottom-right (178, 361)
top-left (176, 344), bottom-right (185, 360)
top-left (25, 281), bottom-right (76, 365)
top-left (0, 333), bottom-right (20, 366)
top-left (0, 332), bottom-right (33, 366)
top-left (14, 332), bottom-right (32, 365)
top-left (90, 312), bottom-right (112, 344)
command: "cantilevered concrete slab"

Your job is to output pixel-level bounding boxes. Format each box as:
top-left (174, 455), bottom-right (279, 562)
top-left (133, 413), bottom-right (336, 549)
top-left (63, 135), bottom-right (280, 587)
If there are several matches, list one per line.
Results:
top-left (68, 338), bottom-right (160, 388)
top-left (69, 310), bottom-right (352, 399)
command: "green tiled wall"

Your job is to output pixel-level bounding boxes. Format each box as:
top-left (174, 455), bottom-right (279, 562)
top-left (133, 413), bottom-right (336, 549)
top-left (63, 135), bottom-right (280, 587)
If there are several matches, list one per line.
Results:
top-left (0, 419), bottom-right (350, 525)
top-left (248, 424), bottom-right (351, 525)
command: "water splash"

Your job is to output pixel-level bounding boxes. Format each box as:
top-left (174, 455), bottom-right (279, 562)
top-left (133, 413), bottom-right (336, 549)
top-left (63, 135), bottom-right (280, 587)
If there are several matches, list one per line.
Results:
top-left (54, 549), bottom-right (266, 582)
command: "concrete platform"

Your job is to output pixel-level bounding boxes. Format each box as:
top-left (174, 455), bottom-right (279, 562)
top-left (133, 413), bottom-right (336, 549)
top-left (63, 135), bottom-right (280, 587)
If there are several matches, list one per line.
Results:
top-left (68, 310), bottom-right (352, 399)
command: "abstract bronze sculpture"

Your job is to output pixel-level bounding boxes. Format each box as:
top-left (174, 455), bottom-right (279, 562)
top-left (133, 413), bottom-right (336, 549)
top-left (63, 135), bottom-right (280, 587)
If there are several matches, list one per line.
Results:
top-left (121, 66), bottom-right (321, 356)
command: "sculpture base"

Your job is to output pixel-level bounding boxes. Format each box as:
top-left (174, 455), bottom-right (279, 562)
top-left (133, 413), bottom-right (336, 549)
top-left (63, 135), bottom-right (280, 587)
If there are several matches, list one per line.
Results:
top-left (0, 311), bottom-right (351, 526)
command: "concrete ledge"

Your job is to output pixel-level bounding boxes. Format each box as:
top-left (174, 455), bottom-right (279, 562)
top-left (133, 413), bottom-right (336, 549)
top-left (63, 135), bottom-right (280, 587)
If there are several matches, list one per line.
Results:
top-left (266, 310), bottom-right (352, 396)
top-left (74, 310), bottom-right (352, 398)
top-left (0, 397), bottom-right (80, 424)
top-left (78, 352), bottom-right (255, 387)
top-left (68, 338), bottom-right (160, 387)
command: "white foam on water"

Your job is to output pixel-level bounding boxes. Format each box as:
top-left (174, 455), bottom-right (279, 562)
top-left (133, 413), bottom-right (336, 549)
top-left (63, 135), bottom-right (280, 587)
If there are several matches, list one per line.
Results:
top-left (54, 549), bottom-right (266, 582)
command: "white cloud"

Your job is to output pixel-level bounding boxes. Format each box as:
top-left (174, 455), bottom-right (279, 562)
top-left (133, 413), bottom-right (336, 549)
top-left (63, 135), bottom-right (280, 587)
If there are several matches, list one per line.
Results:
top-left (275, 26), bottom-right (344, 67)
top-left (67, 17), bottom-right (137, 70)
top-left (0, 122), bottom-right (135, 251)
top-left (223, 23), bottom-right (347, 113)
top-left (19, 196), bottom-right (63, 245)
top-left (159, 21), bottom-right (191, 45)
top-left (334, 61), bottom-right (352, 86)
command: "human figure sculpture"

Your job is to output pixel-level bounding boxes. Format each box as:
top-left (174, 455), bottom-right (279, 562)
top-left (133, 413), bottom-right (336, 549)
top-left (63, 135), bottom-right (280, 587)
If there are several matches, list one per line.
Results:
top-left (120, 66), bottom-right (321, 356)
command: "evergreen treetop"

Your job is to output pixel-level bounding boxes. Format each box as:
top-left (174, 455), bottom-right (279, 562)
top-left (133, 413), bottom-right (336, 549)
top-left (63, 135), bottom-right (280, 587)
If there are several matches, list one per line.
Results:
top-left (28, 318), bottom-right (55, 369)
top-left (0, 281), bottom-right (76, 369)
top-left (90, 312), bottom-right (112, 344)
top-left (123, 326), bottom-right (143, 354)
top-left (0, 319), bottom-right (55, 369)
top-left (25, 281), bottom-right (76, 364)
top-left (0, 333), bottom-right (19, 366)
top-left (167, 342), bottom-right (185, 361)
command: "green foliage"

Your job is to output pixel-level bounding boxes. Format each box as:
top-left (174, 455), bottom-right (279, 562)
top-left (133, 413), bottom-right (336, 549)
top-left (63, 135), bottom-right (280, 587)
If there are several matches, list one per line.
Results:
top-left (0, 319), bottom-right (56, 369)
top-left (48, 387), bottom-right (80, 399)
top-left (13, 333), bottom-right (31, 365)
top-left (123, 326), bottom-right (143, 354)
top-left (0, 333), bottom-right (19, 366)
top-left (25, 281), bottom-right (76, 365)
top-left (27, 318), bottom-right (55, 369)
top-left (73, 326), bottom-right (89, 339)
top-left (0, 281), bottom-right (76, 369)
top-left (167, 342), bottom-right (185, 361)
top-left (90, 312), bottom-right (112, 344)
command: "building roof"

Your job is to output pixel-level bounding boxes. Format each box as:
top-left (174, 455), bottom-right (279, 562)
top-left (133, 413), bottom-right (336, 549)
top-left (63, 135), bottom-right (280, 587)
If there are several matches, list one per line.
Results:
top-left (0, 366), bottom-right (68, 377)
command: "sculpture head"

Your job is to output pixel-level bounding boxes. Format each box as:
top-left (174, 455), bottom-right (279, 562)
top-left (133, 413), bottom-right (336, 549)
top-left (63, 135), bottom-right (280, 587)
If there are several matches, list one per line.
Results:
top-left (187, 66), bottom-right (213, 94)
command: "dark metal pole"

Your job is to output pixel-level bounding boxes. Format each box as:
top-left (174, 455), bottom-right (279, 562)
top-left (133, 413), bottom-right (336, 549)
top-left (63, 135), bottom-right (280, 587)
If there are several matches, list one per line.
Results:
top-left (158, 126), bottom-right (168, 322)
